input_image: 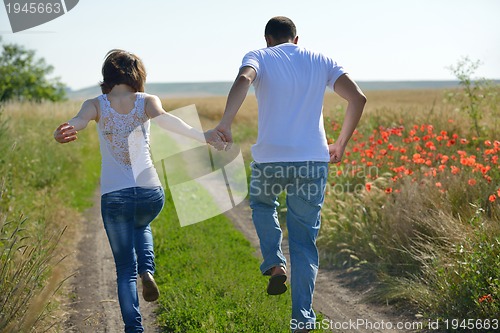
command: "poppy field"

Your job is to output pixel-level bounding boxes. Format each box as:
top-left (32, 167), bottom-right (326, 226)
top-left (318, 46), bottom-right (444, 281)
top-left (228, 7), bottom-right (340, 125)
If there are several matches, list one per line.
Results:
top-left (319, 85), bottom-right (500, 324)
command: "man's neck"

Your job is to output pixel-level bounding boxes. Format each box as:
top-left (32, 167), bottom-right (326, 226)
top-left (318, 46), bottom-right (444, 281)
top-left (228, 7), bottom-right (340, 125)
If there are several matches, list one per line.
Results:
top-left (266, 35), bottom-right (297, 47)
top-left (268, 40), bottom-right (293, 47)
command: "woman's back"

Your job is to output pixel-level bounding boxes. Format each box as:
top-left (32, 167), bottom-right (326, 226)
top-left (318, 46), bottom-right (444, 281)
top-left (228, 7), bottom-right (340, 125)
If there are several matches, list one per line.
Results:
top-left (96, 90), bottom-right (161, 195)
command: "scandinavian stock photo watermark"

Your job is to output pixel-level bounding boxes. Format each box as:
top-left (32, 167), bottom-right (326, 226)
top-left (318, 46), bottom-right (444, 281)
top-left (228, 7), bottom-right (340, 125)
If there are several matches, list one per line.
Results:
top-left (291, 317), bottom-right (500, 332)
top-left (250, 162), bottom-right (380, 201)
top-left (3, 0), bottom-right (79, 33)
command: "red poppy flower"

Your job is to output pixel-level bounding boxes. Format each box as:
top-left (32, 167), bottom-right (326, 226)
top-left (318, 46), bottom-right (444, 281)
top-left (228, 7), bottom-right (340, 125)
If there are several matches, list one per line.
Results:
top-left (479, 294), bottom-right (493, 303)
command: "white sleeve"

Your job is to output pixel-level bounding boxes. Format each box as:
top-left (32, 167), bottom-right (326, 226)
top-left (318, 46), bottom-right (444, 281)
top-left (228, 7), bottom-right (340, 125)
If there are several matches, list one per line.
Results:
top-left (240, 51), bottom-right (260, 77)
top-left (326, 57), bottom-right (346, 90)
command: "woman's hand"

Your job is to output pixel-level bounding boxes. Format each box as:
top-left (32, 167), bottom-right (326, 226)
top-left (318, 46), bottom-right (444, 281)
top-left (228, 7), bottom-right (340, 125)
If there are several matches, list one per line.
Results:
top-left (54, 123), bottom-right (78, 143)
top-left (53, 99), bottom-right (97, 144)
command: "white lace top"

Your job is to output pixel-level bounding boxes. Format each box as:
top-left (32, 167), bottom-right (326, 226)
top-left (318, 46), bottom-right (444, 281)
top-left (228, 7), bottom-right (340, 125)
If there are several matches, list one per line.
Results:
top-left (97, 93), bottom-right (161, 194)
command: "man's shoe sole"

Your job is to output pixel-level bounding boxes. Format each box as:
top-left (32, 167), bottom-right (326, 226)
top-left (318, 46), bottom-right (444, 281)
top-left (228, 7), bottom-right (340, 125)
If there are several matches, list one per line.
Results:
top-left (267, 274), bottom-right (287, 295)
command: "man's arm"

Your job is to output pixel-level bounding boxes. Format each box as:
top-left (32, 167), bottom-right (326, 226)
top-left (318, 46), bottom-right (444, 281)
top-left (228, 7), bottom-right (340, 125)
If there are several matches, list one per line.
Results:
top-left (54, 99), bottom-right (97, 144)
top-left (329, 74), bottom-right (366, 163)
top-left (216, 66), bottom-right (257, 145)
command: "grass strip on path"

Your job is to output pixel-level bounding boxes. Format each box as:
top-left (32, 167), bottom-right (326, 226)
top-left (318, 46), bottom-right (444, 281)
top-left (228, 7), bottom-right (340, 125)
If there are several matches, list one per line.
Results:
top-left (153, 187), bottom-right (329, 333)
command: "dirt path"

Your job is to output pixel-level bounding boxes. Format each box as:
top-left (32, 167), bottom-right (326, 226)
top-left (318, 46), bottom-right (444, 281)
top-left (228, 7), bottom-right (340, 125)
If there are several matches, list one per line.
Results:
top-left (62, 189), bottom-right (159, 333)
top-left (226, 200), bottom-right (416, 333)
top-left (63, 188), bottom-right (415, 333)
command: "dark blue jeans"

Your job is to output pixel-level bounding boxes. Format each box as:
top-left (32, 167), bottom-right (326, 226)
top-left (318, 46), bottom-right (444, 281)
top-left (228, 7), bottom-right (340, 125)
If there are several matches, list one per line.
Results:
top-left (101, 186), bottom-right (165, 333)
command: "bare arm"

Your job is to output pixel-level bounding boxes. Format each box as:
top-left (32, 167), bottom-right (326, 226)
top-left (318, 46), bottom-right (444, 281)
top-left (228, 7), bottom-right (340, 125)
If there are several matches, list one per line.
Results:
top-left (53, 99), bottom-right (97, 144)
top-left (145, 94), bottom-right (225, 149)
top-left (216, 66), bottom-right (257, 144)
top-left (329, 74), bottom-right (366, 163)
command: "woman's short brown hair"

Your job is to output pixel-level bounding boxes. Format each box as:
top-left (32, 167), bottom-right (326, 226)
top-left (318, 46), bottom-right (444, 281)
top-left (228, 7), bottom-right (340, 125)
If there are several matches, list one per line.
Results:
top-left (100, 49), bottom-right (146, 94)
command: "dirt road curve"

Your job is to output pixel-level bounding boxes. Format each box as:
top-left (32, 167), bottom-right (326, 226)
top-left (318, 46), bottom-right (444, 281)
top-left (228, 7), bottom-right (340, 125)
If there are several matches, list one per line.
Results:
top-left (62, 190), bottom-right (413, 332)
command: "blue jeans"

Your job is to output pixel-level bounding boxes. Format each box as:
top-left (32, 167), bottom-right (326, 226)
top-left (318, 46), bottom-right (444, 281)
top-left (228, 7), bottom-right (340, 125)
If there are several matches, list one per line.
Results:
top-left (249, 161), bottom-right (328, 328)
top-left (101, 186), bottom-right (165, 333)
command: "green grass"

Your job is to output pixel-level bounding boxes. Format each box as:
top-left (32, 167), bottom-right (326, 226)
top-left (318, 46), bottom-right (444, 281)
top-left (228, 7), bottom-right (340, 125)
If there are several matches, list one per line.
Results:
top-left (0, 101), bottom-right (100, 332)
top-left (0, 101), bottom-right (100, 215)
top-left (153, 187), bottom-right (328, 333)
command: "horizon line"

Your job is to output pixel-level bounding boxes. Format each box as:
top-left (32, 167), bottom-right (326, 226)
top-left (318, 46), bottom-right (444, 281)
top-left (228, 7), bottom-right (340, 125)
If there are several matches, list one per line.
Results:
top-left (68, 79), bottom-right (500, 92)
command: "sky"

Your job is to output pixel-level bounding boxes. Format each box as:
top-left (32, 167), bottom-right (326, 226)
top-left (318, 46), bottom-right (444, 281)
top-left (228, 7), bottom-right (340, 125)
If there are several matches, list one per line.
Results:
top-left (1, 0), bottom-right (499, 90)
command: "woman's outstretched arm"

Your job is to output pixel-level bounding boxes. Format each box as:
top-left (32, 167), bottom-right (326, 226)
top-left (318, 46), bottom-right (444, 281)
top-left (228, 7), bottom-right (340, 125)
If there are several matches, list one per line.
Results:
top-left (145, 94), bottom-right (225, 150)
top-left (54, 99), bottom-right (98, 144)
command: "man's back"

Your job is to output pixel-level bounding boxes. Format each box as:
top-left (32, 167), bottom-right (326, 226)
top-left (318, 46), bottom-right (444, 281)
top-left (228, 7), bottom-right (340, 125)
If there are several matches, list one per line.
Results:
top-left (241, 43), bottom-right (345, 163)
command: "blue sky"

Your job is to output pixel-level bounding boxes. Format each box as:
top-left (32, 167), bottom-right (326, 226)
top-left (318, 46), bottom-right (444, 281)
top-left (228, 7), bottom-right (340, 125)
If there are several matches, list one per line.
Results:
top-left (1, 0), bottom-right (499, 90)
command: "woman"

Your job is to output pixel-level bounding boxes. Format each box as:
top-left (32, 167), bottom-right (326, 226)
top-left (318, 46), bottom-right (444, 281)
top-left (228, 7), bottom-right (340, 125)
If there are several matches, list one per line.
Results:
top-left (54, 49), bottom-right (223, 332)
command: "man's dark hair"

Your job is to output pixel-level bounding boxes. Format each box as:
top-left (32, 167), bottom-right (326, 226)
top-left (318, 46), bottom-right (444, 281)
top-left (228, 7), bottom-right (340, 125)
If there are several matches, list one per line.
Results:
top-left (264, 16), bottom-right (297, 41)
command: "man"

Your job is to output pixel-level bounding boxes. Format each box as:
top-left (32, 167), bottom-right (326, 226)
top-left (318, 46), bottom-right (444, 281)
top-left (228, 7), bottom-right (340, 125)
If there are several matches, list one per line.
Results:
top-left (214, 16), bottom-right (366, 332)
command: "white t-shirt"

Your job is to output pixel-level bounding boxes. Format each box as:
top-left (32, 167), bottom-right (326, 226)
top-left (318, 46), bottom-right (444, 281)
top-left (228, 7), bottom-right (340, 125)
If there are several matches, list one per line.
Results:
top-left (241, 43), bottom-right (345, 163)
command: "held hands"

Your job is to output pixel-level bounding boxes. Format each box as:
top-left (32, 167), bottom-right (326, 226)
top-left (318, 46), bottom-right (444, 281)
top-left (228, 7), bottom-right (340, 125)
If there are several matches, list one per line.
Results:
top-left (204, 124), bottom-right (233, 151)
top-left (54, 123), bottom-right (78, 144)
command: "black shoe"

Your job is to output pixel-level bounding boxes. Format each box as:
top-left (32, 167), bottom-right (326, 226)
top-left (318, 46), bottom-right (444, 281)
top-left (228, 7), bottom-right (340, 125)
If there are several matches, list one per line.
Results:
top-left (267, 274), bottom-right (287, 295)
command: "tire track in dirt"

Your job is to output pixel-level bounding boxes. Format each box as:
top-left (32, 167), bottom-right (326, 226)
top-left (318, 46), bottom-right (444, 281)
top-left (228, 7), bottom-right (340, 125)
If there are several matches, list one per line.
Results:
top-left (62, 188), bottom-right (160, 333)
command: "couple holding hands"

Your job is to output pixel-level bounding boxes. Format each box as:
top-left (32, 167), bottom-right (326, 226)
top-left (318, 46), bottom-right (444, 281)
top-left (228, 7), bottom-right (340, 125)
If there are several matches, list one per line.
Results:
top-left (54, 16), bottom-right (365, 333)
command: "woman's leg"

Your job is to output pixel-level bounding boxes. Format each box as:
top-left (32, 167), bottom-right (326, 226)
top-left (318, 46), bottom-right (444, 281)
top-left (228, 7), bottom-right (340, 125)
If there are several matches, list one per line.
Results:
top-left (134, 187), bottom-right (165, 276)
top-left (135, 224), bottom-right (155, 276)
top-left (101, 188), bottom-right (143, 333)
top-left (134, 187), bottom-right (165, 302)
